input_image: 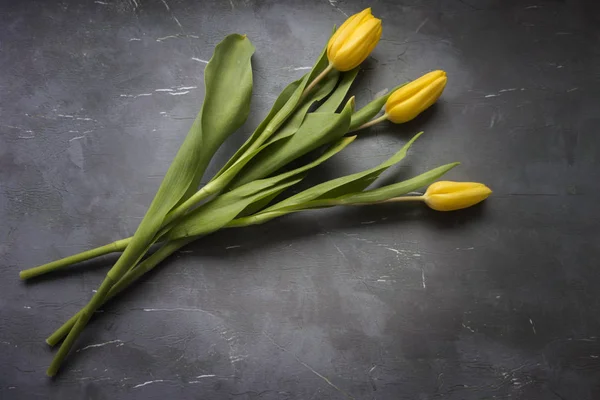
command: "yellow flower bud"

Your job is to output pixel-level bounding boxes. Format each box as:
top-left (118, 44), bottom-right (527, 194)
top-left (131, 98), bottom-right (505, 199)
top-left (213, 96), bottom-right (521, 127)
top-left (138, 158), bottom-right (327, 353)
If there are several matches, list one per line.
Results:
top-left (327, 8), bottom-right (382, 71)
top-left (385, 70), bottom-right (447, 123)
top-left (424, 181), bottom-right (492, 212)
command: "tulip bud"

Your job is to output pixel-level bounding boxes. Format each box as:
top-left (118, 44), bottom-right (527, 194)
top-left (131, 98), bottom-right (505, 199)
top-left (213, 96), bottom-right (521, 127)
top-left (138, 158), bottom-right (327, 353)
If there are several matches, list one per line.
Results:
top-left (424, 181), bottom-right (492, 211)
top-left (327, 8), bottom-right (382, 71)
top-left (385, 70), bottom-right (447, 123)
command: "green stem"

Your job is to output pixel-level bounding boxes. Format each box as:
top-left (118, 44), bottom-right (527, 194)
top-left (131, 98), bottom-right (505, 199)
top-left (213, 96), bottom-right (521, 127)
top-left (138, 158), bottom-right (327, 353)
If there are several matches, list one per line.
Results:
top-left (349, 113), bottom-right (388, 132)
top-left (21, 183), bottom-right (218, 281)
top-left (301, 63), bottom-right (334, 99)
top-left (46, 183), bottom-right (216, 375)
top-left (46, 238), bottom-right (194, 347)
top-left (46, 276), bottom-right (115, 376)
top-left (19, 239), bottom-right (130, 280)
top-left (46, 196), bottom-right (426, 347)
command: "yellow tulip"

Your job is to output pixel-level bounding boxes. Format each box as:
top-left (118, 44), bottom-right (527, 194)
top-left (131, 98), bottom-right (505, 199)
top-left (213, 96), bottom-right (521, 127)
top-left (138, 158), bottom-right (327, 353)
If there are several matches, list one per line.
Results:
top-left (423, 181), bottom-right (492, 211)
top-left (385, 70), bottom-right (447, 123)
top-left (327, 8), bottom-right (382, 71)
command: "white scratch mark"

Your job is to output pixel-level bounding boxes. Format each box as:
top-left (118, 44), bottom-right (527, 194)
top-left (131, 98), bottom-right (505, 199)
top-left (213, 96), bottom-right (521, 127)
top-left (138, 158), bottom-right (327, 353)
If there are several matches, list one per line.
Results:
top-left (262, 332), bottom-right (354, 399)
top-left (77, 339), bottom-right (123, 352)
top-left (142, 308), bottom-right (212, 314)
top-left (525, 5), bottom-right (539, 9)
top-left (68, 130), bottom-right (79, 133)
top-left (485, 94), bottom-right (498, 98)
top-left (57, 114), bottom-right (74, 118)
top-left (499, 88), bottom-right (517, 93)
top-left (159, 111), bottom-right (167, 114)
top-left (590, 355), bottom-right (599, 359)
top-left (415, 18), bottom-right (428, 33)
top-left (169, 91), bottom-right (190, 96)
top-left (155, 88), bottom-right (173, 92)
top-left (456, 247), bottom-right (475, 250)
top-left (156, 35), bottom-right (179, 42)
top-left (192, 57), bottom-right (209, 64)
top-left (129, 38), bottom-right (141, 41)
top-left (120, 93), bottom-right (152, 98)
top-left (69, 136), bottom-right (85, 141)
top-left (462, 323), bottom-right (476, 333)
top-left (376, 279), bottom-right (387, 282)
top-left (133, 380), bottom-right (166, 389)
top-left (293, 66), bottom-right (312, 70)
top-left (413, 253), bottom-right (421, 257)
top-left (567, 87), bottom-right (578, 92)
top-left (178, 86), bottom-right (197, 90)
top-left (196, 374), bottom-right (216, 379)
top-left (160, 0), bottom-right (170, 10)
top-left (385, 247), bottom-right (404, 255)
top-left (95, 1), bottom-right (108, 4)
top-left (229, 0), bottom-right (235, 9)
top-left (225, 245), bottom-right (241, 249)
top-left (76, 117), bottom-right (94, 121)
top-left (131, 0), bottom-right (139, 9)
top-left (173, 16), bottom-right (182, 29)
top-left (489, 114), bottom-right (497, 128)
top-left (23, 305), bottom-right (31, 309)
top-left (529, 318), bottom-right (537, 334)
top-left (421, 270), bottom-right (426, 289)
top-left (361, 220), bottom-right (376, 225)
top-left (557, 65), bottom-right (564, 69)
top-left (92, 289), bottom-right (97, 293)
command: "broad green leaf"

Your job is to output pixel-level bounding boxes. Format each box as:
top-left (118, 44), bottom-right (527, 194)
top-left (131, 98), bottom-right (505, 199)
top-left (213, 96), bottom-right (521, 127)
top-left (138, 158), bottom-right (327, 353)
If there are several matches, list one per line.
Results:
top-left (168, 136), bottom-right (356, 239)
top-left (180, 34), bottom-right (256, 200)
top-left (228, 98), bottom-right (355, 188)
top-left (260, 131), bottom-right (424, 214)
top-left (349, 83), bottom-right (406, 131)
top-left (105, 34), bottom-right (255, 283)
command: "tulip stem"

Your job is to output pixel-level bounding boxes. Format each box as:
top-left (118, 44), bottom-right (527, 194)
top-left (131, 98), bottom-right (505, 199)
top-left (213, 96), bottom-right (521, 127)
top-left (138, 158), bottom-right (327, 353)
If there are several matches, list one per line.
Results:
top-left (301, 63), bottom-right (334, 98)
top-left (374, 195), bottom-right (425, 204)
top-left (351, 113), bottom-right (388, 132)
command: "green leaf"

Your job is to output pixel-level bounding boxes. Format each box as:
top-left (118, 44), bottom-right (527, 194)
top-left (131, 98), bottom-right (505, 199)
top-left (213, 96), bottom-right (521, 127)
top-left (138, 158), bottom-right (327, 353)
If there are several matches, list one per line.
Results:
top-left (268, 70), bottom-right (341, 143)
top-left (349, 83), bottom-right (406, 131)
top-left (108, 33), bottom-right (256, 281)
top-left (168, 136), bottom-right (356, 239)
top-left (317, 67), bottom-right (359, 113)
top-left (260, 131), bottom-right (424, 214)
top-left (313, 162), bottom-right (460, 206)
top-left (212, 78), bottom-right (302, 180)
top-left (179, 34), bottom-right (256, 200)
top-left (212, 32), bottom-right (335, 181)
top-left (229, 162), bottom-right (458, 228)
top-left (228, 98), bottom-right (355, 188)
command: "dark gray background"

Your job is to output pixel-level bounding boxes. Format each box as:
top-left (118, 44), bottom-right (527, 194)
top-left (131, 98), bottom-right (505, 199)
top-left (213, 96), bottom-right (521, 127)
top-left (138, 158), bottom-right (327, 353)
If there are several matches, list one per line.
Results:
top-left (2, 0), bottom-right (600, 399)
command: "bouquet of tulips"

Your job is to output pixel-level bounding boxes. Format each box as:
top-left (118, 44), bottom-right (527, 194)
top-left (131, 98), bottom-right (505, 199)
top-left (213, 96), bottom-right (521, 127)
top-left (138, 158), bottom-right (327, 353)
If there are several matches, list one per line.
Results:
top-left (21, 8), bottom-right (492, 376)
